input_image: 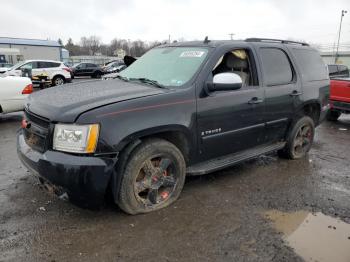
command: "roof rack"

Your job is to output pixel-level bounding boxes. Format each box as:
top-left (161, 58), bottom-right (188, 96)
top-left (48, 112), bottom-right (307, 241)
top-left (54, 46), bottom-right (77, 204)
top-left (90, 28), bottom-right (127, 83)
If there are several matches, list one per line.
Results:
top-left (245, 38), bottom-right (309, 46)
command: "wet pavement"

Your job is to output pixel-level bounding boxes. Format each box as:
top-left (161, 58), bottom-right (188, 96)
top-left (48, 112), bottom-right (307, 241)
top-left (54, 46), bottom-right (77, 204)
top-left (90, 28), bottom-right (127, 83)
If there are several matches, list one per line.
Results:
top-left (0, 112), bottom-right (350, 262)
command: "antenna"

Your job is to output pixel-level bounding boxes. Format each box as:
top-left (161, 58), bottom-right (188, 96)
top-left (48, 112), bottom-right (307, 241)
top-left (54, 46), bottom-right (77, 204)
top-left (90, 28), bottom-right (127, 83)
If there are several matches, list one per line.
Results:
top-left (203, 36), bottom-right (210, 44)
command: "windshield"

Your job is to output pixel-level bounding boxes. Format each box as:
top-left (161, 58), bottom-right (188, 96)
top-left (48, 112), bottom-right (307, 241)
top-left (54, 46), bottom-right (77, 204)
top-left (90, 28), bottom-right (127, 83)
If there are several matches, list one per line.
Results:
top-left (119, 47), bottom-right (208, 87)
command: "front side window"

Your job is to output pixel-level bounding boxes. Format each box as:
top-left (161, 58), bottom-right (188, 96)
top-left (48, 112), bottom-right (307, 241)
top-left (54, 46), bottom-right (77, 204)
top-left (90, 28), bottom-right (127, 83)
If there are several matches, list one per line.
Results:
top-left (211, 49), bottom-right (258, 87)
top-left (120, 47), bottom-right (209, 87)
top-left (19, 62), bottom-right (33, 70)
top-left (260, 48), bottom-right (293, 86)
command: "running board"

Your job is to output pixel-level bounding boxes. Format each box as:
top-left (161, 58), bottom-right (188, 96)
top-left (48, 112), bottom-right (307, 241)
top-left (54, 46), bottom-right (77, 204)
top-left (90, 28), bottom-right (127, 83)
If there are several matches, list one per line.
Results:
top-left (186, 142), bottom-right (286, 176)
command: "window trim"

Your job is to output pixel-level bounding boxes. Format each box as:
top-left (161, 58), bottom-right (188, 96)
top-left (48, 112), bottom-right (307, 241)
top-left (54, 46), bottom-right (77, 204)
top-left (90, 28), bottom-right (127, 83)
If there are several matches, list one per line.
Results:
top-left (259, 47), bottom-right (297, 87)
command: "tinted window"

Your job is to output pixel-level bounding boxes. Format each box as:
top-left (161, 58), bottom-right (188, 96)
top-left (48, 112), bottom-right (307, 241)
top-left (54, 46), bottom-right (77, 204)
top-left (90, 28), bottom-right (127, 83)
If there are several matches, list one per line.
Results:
top-left (338, 65), bottom-right (349, 74)
top-left (260, 48), bottom-right (293, 86)
top-left (87, 63), bottom-right (97, 68)
top-left (292, 49), bottom-right (328, 81)
top-left (38, 62), bottom-right (60, 68)
top-left (328, 65), bottom-right (338, 74)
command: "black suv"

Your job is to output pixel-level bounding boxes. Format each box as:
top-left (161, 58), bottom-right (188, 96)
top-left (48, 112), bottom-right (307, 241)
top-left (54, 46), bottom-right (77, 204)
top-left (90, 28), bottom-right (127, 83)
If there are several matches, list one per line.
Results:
top-left (17, 38), bottom-right (330, 214)
top-left (71, 62), bottom-right (103, 78)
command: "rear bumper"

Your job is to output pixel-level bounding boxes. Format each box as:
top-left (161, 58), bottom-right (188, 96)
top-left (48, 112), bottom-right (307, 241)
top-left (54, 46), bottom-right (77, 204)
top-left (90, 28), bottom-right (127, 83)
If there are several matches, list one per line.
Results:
top-left (17, 130), bottom-right (117, 206)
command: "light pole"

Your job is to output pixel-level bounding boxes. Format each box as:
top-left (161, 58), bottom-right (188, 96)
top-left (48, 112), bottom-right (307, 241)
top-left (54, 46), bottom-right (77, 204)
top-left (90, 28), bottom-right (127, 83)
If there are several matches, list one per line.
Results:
top-left (335, 10), bottom-right (347, 63)
top-left (228, 33), bottom-right (235, 40)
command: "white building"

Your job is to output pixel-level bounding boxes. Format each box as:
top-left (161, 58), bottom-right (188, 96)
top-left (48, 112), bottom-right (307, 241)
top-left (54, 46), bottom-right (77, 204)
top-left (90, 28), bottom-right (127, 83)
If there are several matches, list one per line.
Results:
top-left (320, 51), bottom-right (350, 68)
top-left (0, 37), bottom-right (66, 64)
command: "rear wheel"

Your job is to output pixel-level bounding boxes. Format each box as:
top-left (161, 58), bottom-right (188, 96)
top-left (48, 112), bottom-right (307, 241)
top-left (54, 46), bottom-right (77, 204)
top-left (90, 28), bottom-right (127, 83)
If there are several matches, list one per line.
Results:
top-left (117, 139), bottom-right (186, 215)
top-left (93, 71), bottom-right (102, 79)
top-left (278, 116), bottom-right (315, 159)
top-left (326, 110), bottom-right (341, 121)
top-left (52, 75), bottom-right (65, 86)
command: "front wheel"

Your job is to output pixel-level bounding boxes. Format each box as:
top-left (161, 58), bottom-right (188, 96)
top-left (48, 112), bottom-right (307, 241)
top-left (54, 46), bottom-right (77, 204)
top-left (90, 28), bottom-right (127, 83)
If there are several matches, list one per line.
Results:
top-left (278, 116), bottom-right (315, 159)
top-left (117, 139), bottom-right (186, 215)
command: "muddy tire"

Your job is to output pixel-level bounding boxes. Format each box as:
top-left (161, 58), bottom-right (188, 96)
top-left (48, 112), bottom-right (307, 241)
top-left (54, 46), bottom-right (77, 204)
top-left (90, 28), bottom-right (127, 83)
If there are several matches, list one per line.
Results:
top-left (117, 139), bottom-right (186, 215)
top-left (278, 116), bottom-right (315, 160)
top-left (326, 110), bottom-right (341, 121)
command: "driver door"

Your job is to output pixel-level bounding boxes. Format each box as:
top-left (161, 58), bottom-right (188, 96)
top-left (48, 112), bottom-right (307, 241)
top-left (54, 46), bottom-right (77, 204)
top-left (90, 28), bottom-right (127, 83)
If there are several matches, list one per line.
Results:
top-left (197, 47), bottom-right (265, 161)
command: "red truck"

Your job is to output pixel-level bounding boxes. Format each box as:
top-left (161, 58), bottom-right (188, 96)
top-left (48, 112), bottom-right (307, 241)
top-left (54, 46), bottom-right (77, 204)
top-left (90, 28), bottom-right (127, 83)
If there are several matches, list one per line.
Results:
top-left (328, 78), bottom-right (350, 121)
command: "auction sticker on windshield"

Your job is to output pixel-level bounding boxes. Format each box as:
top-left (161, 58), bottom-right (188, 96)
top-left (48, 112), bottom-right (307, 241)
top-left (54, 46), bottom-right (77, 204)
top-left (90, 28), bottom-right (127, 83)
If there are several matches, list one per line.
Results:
top-left (180, 51), bottom-right (205, 58)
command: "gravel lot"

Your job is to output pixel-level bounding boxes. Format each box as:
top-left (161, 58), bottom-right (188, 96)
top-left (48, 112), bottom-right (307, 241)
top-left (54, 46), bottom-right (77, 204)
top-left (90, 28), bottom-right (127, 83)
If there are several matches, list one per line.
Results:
top-left (0, 102), bottom-right (350, 261)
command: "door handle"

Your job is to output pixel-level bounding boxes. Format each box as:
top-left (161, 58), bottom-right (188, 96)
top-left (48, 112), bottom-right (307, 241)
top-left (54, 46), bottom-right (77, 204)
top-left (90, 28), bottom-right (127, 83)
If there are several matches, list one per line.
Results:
top-left (248, 97), bottom-right (263, 104)
top-left (290, 90), bottom-right (302, 96)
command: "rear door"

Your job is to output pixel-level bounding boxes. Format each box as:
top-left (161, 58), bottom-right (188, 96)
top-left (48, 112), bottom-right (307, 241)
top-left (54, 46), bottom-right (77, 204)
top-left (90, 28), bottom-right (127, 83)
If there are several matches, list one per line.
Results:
top-left (257, 46), bottom-right (301, 143)
top-left (86, 63), bottom-right (97, 75)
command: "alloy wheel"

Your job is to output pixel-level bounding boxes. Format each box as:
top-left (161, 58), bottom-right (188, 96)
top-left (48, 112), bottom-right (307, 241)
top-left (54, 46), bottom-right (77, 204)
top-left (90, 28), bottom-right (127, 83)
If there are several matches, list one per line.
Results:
top-left (134, 156), bottom-right (177, 207)
top-left (292, 123), bottom-right (313, 158)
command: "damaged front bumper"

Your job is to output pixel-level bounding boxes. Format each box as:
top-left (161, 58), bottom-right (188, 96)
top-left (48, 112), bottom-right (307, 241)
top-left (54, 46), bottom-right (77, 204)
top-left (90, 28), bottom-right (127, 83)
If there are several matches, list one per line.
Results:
top-left (17, 130), bottom-right (117, 207)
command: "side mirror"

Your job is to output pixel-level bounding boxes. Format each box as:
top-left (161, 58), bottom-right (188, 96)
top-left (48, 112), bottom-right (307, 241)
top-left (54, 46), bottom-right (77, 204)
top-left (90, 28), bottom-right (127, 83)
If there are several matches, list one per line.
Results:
top-left (207, 72), bottom-right (242, 91)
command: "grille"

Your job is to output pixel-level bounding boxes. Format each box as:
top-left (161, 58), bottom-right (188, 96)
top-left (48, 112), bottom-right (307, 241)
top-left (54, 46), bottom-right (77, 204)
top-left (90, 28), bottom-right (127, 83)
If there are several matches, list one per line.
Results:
top-left (24, 110), bottom-right (50, 153)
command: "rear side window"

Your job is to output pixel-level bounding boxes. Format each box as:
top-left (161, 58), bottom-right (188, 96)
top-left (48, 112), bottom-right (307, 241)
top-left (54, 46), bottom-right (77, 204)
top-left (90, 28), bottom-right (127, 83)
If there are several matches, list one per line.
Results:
top-left (292, 49), bottom-right (328, 81)
top-left (38, 62), bottom-right (60, 68)
top-left (260, 48), bottom-right (293, 86)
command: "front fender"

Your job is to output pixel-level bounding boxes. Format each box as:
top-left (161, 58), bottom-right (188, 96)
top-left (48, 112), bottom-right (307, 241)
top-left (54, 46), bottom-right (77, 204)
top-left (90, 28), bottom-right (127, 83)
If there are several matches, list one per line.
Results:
top-left (76, 89), bottom-right (197, 157)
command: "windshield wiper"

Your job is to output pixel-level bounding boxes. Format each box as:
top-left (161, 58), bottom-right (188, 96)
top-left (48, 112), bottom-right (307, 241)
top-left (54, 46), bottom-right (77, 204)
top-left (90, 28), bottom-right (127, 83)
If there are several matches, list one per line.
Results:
top-left (129, 77), bottom-right (167, 89)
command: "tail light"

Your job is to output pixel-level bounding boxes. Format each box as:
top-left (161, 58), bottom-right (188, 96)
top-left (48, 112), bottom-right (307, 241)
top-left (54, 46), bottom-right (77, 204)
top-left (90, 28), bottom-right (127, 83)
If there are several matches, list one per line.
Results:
top-left (63, 67), bottom-right (72, 73)
top-left (22, 83), bottom-right (33, 94)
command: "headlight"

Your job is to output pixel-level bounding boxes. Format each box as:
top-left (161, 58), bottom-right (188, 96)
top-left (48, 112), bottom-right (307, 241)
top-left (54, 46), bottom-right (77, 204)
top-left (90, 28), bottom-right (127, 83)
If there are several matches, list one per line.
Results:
top-left (53, 124), bottom-right (99, 153)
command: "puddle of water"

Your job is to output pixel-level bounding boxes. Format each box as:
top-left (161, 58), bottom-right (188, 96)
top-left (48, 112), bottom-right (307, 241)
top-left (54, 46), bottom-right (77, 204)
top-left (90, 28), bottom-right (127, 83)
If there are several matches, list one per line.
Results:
top-left (265, 210), bottom-right (350, 262)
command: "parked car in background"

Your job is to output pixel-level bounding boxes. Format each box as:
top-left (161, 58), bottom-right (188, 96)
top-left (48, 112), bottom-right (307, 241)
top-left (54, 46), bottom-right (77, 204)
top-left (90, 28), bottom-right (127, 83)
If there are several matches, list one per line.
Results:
top-left (103, 59), bottom-right (124, 67)
top-left (71, 63), bottom-right (103, 78)
top-left (2, 60), bottom-right (72, 86)
top-left (17, 38), bottom-right (329, 214)
top-left (327, 77), bottom-right (350, 121)
top-left (0, 76), bottom-right (33, 113)
top-left (103, 63), bottom-right (126, 74)
top-left (328, 64), bottom-right (349, 79)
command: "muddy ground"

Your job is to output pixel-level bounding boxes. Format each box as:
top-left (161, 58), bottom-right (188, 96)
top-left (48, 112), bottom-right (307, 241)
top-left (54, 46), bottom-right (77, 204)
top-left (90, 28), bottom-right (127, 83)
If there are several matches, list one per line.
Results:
top-left (0, 112), bottom-right (349, 262)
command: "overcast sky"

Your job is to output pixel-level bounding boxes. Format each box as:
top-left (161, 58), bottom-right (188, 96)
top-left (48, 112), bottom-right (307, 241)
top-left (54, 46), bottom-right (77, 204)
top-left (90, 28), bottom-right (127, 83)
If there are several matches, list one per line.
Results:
top-left (1, 0), bottom-right (349, 48)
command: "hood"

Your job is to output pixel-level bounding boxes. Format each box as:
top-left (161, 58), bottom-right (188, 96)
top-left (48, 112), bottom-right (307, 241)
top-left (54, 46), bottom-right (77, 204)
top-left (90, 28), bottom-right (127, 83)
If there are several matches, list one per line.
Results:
top-left (26, 79), bottom-right (167, 122)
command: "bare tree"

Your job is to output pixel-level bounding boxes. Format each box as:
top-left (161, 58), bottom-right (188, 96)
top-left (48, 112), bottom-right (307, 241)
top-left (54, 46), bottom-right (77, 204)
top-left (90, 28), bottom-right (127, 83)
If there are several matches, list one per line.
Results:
top-left (80, 36), bottom-right (101, 55)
